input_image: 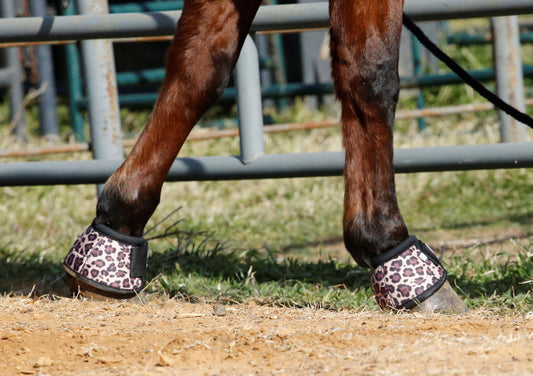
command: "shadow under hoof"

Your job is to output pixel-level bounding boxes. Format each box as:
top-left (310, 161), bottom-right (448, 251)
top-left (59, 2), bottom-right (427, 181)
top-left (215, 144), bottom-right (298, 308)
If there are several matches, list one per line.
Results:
top-left (66, 274), bottom-right (147, 304)
top-left (411, 280), bottom-right (468, 314)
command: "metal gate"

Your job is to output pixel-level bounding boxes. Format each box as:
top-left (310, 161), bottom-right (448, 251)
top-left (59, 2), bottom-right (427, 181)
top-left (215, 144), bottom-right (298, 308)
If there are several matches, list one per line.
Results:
top-left (0, 0), bottom-right (532, 187)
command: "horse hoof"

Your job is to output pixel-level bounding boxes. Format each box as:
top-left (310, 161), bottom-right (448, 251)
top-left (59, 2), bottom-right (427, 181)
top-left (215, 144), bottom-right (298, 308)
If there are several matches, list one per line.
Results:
top-left (66, 274), bottom-right (148, 304)
top-left (410, 280), bottom-right (467, 314)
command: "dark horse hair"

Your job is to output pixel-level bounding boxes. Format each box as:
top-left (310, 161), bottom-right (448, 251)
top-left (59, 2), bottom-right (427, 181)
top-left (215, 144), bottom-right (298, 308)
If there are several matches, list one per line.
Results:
top-left (97, 0), bottom-right (408, 268)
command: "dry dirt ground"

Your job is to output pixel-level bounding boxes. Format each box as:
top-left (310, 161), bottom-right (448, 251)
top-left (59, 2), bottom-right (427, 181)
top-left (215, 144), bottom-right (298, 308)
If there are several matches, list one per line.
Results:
top-left (0, 296), bottom-right (532, 376)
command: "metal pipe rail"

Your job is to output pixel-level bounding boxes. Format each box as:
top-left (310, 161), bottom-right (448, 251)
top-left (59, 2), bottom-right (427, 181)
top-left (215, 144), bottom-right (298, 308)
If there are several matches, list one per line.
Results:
top-left (1, 143), bottom-right (532, 187)
top-left (0, 1), bottom-right (533, 43)
top-left (3, 96), bottom-right (533, 159)
top-left (0, 1), bottom-right (532, 190)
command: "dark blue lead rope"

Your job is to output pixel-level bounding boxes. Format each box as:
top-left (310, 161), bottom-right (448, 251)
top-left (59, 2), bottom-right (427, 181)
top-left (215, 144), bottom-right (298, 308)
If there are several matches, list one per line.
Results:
top-left (403, 13), bottom-right (533, 130)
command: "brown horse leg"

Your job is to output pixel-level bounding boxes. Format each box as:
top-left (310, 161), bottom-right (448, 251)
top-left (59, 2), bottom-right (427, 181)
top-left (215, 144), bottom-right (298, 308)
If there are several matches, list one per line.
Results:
top-left (330, 0), bottom-right (465, 312)
top-left (95, 0), bottom-right (262, 237)
top-left (64, 0), bottom-right (262, 298)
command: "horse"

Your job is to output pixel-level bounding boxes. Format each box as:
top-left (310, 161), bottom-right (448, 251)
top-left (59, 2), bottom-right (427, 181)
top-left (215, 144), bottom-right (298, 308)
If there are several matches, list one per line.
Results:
top-left (63, 0), bottom-right (467, 313)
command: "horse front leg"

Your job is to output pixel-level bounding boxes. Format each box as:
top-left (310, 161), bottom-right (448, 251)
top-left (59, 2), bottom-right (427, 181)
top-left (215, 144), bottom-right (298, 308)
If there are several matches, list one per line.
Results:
top-left (330, 0), bottom-right (466, 312)
top-left (63, 0), bottom-right (262, 299)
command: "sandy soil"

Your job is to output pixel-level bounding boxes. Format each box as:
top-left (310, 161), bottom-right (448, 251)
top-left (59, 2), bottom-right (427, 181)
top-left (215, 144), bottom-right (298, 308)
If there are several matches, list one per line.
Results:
top-left (0, 296), bottom-right (532, 376)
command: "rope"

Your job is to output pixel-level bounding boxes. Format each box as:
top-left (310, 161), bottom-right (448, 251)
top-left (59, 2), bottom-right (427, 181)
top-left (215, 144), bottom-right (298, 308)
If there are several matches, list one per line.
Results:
top-left (402, 13), bottom-right (533, 130)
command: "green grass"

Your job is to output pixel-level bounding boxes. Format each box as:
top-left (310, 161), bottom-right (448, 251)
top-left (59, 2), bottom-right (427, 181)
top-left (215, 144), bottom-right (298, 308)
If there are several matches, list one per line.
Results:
top-left (141, 223), bottom-right (533, 313)
top-left (1, 98), bottom-right (531, 313)
top-left (145, 230), bottom-right (376, 309)
top-left (447, 247), bottom-right (533, 313)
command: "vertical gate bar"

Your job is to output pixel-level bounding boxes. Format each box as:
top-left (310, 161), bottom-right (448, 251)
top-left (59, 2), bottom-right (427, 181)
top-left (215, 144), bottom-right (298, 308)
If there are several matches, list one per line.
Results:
top-left (65, 42), bottom-right (85, 142)
top-left (235, 35), bottom-right (265, 164)
top-left (62, 1), bottom-right (85, 142)
top-left (1, 0), bottom-right (26, 141)
top-left (491, 16), bottom-right (529, 142)
top-left (410, 32), bottom-right (427, 131)
top-left (75, 0), bottom-right (124, 193)
top-left (29, 0), bottom-right (59, 139)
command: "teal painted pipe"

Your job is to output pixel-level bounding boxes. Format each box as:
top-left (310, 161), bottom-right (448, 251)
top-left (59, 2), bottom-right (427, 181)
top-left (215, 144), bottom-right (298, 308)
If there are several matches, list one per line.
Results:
top-left (447, 32), bottom-right (533, 45)
top-left (116, 69), bottom-right (165, 86)
top-left (116, 56), bottom-right (276, 86)
top-left (411, 31), bottom-right (427, 130)
top-left (401, 65), bottom-right (533, 88)
top-left (63, 1), bottom-right (86, 141)
top-left (76, 64), bottom-right (533, 109)
top-left (109, 1), bottom-right (184, 13)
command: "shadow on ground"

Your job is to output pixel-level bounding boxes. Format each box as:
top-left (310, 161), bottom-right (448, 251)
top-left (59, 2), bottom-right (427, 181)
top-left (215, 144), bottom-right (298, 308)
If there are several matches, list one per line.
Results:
top-left (1, 235), bottom-right (531, 310)
top-left (0, 247), bottom-right (70, 297)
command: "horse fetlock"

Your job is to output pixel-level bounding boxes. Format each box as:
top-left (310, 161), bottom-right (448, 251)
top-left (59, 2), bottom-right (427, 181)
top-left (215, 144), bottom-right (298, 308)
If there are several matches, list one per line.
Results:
top-left (343, 213), bottom-right (408, 268)
top-left (96, 182), bottom-right (160, 237)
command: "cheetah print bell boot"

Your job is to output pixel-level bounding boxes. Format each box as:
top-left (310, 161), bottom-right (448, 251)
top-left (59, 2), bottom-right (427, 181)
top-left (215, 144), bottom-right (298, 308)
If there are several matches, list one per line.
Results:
top-left (370, 235), bottom-right (448, 311)
top-left (63, 221), bottom-right (148, 301)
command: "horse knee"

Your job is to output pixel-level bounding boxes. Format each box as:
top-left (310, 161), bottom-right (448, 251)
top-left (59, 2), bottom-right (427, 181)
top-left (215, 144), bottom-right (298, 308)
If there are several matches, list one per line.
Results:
top-left (329, 0), bottom-right (403, 123)
top-left (160, 0), bottom-right (261, 119)
top-left (331, 43), bottom-right (400, 126)
top-left (163, 40), bottom-right (234, 112)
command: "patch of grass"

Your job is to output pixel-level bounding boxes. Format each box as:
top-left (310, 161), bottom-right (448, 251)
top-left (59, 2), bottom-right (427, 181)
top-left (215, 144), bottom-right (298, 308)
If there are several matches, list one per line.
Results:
top-left (141, 222), bottom-right (532, 312)
top-left (0, 247), bottom-right (65, 295)
top-left (446, 244), bottom-right (533, 314)
top-left (1, 36), bottom-right (532, 314)
top-left (145, 227), bottom-right (375, 309)
top-left (397, 169), bottom-right (533, 237)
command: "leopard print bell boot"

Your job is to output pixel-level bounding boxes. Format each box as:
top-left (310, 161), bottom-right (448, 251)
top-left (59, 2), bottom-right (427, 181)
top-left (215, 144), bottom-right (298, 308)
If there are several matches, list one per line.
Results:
top-left (63, 221), bottom-right (148, 300)
top-left (370, 236), bottom-right (447, 311)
